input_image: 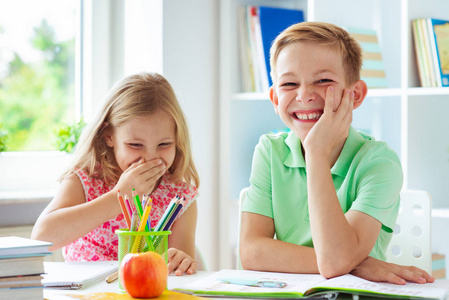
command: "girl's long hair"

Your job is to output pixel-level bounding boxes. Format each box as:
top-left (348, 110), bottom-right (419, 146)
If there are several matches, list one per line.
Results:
top-left (61, 72), bottom-right (200, 188)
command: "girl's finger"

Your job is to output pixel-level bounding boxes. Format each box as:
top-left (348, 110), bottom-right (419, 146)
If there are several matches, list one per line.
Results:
top-left (175, 258), bottom-right (194, 276)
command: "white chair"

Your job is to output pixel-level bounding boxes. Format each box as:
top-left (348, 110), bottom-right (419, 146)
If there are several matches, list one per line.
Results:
top-left (236, 187), bottom-right (249, 270)
top-left (386, 190), bottom-right (432, 274)
top-left (196, 246), bottom-right (207, 271)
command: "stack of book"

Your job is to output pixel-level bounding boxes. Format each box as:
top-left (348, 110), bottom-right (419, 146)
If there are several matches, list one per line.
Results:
top-left (0, 236), bottom-right (52, 299)
top-left (238, 5), bottom-right (304, 93)
top-left (346, 27), bottom-right (388, 88)
top-left (412, 18), bottom-right (449, 87)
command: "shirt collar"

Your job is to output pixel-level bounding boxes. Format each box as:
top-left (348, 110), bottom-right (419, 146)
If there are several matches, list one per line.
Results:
top-left (283, 127), bottom-right (367, 177)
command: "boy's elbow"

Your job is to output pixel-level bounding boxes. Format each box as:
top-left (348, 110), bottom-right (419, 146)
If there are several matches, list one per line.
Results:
top-left (240, 243), bottom-right (262, 271)
top-left (317, 256), bottom-right (355, 279)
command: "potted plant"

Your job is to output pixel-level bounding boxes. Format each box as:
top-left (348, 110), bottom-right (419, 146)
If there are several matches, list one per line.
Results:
top-left (0, 123), bottom-right (8, 153)
top-left (55, 118), bottom-right (86, 153)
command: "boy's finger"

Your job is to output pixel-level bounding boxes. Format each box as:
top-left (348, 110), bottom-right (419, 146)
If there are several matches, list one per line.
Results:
top-left (338, 89), bottom-right (351, 113)
top-left (324, 86), bottom-right (334, 114)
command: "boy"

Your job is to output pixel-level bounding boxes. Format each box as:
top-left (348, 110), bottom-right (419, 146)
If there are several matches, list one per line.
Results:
top-left (240, 22), bottom-right (433, 285)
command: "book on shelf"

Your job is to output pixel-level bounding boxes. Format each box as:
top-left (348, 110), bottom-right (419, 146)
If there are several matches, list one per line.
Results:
top-left (412, 18), bottom-right (449, 87)
top-left (0, 236), bottom-right (52, 258)
top-left (238, 5), bottom-right (304, 93)
top-left (42, 261), bottom-right (118, 290)
top-left (174, 269), bottom-right (449, 299)
top-left (346, 27), bottom-right (387, 88)
top-left (429, 18), bottom-right (449, 87)
top-left (258, 6), bottom-right (304, 88)
top-left (412, 19), bottom-right (428, 87)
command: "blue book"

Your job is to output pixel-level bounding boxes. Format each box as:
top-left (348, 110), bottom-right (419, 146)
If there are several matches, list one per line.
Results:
top-left (258, 6), bottom-right (304, 87)
top-left (428, 18), bottom-right (449, 87)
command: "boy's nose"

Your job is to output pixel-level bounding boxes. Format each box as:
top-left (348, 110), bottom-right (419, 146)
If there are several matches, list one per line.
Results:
top-left (296, 87), bottom-right (315, 103)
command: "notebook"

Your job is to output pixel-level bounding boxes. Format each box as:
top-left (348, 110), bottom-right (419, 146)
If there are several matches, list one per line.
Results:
top-left (0, 236), bottom-right (52, 257)
top-left (42, 261), bottom-right (118, 290)
top-left (175, 269), bottom-right (449, 299)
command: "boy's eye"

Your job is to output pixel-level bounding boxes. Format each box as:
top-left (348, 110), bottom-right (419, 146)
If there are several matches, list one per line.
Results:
top-left (281, 82), bottom-right (297, 86)
top-left (317, 79), bottom-right (333, 83)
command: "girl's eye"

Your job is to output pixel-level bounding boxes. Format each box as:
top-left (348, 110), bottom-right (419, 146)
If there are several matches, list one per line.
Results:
top-left (128, 143), bottom-right (143, 148)
top-left (159, 142), bottom-right (173, 147)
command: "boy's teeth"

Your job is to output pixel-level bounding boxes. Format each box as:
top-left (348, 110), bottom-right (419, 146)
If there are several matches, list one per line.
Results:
top-left (295, 112), bottom-right (322, 120)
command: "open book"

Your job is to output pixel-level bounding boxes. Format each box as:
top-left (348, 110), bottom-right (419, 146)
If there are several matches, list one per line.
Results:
top-left (174, 269), bottom-right (449, 299)
top-left (42, 261), bottom-right (118, 290)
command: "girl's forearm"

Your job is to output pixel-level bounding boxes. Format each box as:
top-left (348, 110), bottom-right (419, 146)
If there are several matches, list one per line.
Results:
top-left (32, 192), bottom-right (121, 250)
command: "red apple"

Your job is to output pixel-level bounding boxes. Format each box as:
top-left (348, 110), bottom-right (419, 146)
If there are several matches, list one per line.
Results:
top-left (120, 251), bottom-right (168, 298)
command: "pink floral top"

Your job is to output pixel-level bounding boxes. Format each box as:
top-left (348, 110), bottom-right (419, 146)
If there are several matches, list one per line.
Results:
top-left (62, 170), bottom-right (198, 262)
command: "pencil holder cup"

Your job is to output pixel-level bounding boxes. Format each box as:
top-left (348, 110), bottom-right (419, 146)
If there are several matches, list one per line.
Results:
top-left (115, 229), bottom-right (171, 293)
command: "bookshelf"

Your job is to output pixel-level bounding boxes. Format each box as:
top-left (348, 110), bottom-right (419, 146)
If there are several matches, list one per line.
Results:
top-left (219, 0), bottom-right (449, 269)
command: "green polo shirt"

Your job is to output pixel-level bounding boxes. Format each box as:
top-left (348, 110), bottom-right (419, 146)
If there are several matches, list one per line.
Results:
top-left (242, 127), bottom-right (403, 260)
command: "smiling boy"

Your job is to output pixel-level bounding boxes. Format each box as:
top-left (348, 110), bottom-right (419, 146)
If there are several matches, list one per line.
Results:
top-left (239, 22), bottom-right (433, 284)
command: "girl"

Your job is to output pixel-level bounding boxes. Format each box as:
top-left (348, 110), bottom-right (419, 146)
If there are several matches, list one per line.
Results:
top-left (32, 72), bottom-right (200, 276)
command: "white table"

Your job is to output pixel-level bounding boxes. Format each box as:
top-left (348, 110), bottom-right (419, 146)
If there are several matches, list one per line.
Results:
top-left (44, 270), bottom-right (449, 300)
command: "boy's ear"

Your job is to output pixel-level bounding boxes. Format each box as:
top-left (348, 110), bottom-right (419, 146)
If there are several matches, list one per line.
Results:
top-left (269, 86), bottom-right (280, 115)
top-left (352, 80), bottom-right (368, 110)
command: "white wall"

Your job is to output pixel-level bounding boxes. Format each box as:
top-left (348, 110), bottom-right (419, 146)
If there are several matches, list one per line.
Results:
top-left (88, 0), bottom-right (220, 270)
top-left (162, 0), bottom-right (220, 271)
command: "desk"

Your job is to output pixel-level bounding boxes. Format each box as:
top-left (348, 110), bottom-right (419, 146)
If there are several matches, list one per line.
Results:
top-left (44, 271), bottom-right (449, 300)
top-left (44, 271), bottom-right (212, 299)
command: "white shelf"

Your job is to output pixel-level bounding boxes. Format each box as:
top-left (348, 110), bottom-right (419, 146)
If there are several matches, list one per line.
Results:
top-left (219, 0), bottom-right (449, 270)
top-left (432, 208), bottom-right (449, 219)
top-left (407, 87), bottom-right (449, 96)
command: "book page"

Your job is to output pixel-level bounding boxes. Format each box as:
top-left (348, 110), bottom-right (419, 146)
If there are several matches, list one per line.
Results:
top-left (176, 269), bottom-right (327, 296)
top-left (310, 274), bottom-right (448, 299)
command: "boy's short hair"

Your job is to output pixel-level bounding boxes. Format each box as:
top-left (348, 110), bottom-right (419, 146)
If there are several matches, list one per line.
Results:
top-left (270, 22), bottom-right (363, 86)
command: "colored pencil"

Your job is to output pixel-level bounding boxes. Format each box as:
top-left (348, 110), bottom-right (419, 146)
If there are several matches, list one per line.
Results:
top-left (131, 197), bottom-right (154, 253)
top-left (117, 190), bottom-right (131, 228)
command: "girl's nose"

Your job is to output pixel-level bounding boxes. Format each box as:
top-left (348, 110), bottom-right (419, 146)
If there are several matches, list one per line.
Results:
top-left (143, 150), bottom-right (159, 162)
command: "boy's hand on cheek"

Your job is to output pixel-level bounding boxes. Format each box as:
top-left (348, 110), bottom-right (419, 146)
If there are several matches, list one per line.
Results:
top-left (115, 158), bottom-right (166, 196)
top-left (303, 86), bottom-right (353, 164)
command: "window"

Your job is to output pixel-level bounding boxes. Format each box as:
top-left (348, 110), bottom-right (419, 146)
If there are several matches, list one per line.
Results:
top-left (0, 0), bottom-right (79, 195)
top-left (0, 0), bottom-right (79, 152)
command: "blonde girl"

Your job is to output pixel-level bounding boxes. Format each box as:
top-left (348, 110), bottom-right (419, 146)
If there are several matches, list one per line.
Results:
top-left (32, 72), bottom-right (200, 276)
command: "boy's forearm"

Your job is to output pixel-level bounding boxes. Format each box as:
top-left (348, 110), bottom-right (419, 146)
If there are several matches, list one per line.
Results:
top-left (306, 154), bottom-right (365, 277)
top-left (240, 236), bottom-right (319, 273)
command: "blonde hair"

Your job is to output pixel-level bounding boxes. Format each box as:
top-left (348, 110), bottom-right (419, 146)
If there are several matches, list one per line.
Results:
top-left (270, 22), bottom-right (362, 86)
top-left (61, 72), bottom-right (200, 188)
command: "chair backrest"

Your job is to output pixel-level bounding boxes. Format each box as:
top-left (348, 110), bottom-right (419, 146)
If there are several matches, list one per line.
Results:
top-left (236, 187), bottom-right (249, 270)
top-left (386, 190), bottom-right (432, 274)
top-left (195, 246), bottom-right (207, 271)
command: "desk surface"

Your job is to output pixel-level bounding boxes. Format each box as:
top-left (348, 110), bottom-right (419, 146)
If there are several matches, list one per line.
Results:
top-left (44, 270), bottom-right (449, 300)
top-left (44, 271), bottom-right (211, 299)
